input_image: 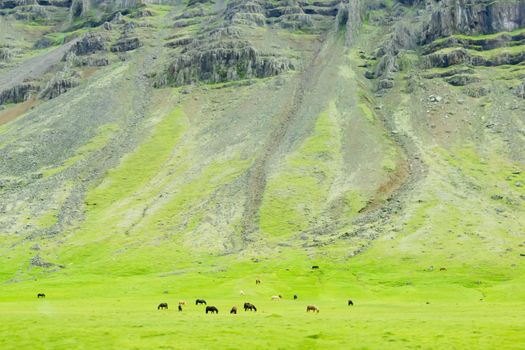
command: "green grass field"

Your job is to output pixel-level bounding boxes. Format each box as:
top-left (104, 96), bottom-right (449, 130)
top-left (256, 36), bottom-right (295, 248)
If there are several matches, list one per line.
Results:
top-left (1, 242), bottom-right (524, 349)
top-left (0, 257), bottom-right (525, 349)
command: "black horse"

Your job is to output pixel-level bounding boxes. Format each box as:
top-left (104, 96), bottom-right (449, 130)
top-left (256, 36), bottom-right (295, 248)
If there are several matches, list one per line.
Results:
top-left (206, 306), bottom-right (218, 314)
top-left (312, 265), bottom-right (319, 269)
top-left (348, 300), bottom-right (354, 306)
top-left (195, 299), bottom-right (207, 305)
top-left (230, 306), bottom-right (237, 314)
top-left (244, 302), bottom-right (257, 312)
top-left (178, 305), bottom-right (182, 312)
top-left (293, 294), bottom-right (298, 300)
top-left (158, 303), bottom-right (168, 310)
top-left (37, 293), bottom-right (46, 298)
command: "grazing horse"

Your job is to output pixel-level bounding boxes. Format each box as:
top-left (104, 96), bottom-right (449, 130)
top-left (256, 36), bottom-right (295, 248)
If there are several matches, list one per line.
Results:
top-left (230, 306), bottom-right (237, 314)
top-left (306, 305), bottom-right (319, 313)
top-left (37, 293), bottom-right (46, 298)
top-left (294, 294), bottom-right (298, 300)
top-left (439, 267), bottom-right (447, 271)
top-left (158, 303), bottom-right (168, 310)
top-left (240, 290), bottom-right (245, 296)
top-left (178, 305), bottom-right (182, 312)
top-left (256, 279), bottom-right (261, 285)
top-left (179, 300), bottom-right (186, 305)
top-left (271, 295), bottom-right (282, 301)
top-left (348, 300), bottom-right (354, 306)
top-left (195, 299), bottom-right (207, 305)
top-left (206, 306), bottom-right (218, 314)
top-left (312, 265), bottom-right (319, 269)
top-left (244, 302), bottom-right (257, 312)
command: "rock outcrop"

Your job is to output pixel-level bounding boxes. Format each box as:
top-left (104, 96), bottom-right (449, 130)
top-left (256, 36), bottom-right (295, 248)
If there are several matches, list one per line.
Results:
top-left (423, 0), bottom-right (525, 43)
top-left (161, 40), bottom-right (293, 86)
top-left (69, 32), bottom-right (110, 56)
top-left (110, 36), bottom-right (141, 52)
top-left (0, 83), bottom-right (38, 105)
top-left (39, 70), bottom-right (80, 99)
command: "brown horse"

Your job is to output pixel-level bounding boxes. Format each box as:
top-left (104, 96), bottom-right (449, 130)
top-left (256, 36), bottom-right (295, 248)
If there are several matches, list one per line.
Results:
top-left (256, 279), bottom-right (261, 285)
top-left (179, 300), bottom-right (186, 305)
top-left (206, 306), bottom-right (218, 314)
top-left (158, 303), bottom-right (168, 310)
top-left (294, 294), bottom-right (298, 300)
top-left (230, 306), bottom-right (237, 314)
top-left (306, 305), bottom-right (319, 313)
top-left (37, 293), bottom-right (46, 298)
top-left (244, 302), bottom-right (257, 312)
top-left (348, 299), bottom-right (354, 306)
top-left (195, 299), bottom-right (207, 305)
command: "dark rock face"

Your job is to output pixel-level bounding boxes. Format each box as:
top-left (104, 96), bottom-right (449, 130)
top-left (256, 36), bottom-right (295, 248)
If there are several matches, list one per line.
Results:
top-left (423, 0), bottom-right (525, 43)
top-left (39, 71), bottom-right (80, 99)
top-left (424, 48), bottom-right (525, 68)
top-left (0, 83), bottom-right (38, 105)
top-left (69, 33), bottom-right (109, 56)
top-left (445, 74), bottom-right (480, 86)
top-left (424, 48), bottom-right (470, 68)
top-left (110, 37), bottom-right (141, 52)
top-left (161, 41), bottom-right (293, 86)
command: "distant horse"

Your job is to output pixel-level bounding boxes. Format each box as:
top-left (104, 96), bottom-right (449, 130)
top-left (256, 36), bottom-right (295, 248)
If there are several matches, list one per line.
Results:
top-left (312, 266), bottom-right (319, 269)
top-left (37, 293), bottom-right (46, 298)
top-left (294, 294), bottom-right (298, 300)
top-left (306, 305), bottom-right (319, 313)
top-left (195, 299), bottom-right (207, 305)
top-left (158, 303), bottom-right (168, 310)
top-left (240, 290), bottom-right (245, 296)
top-left (179, 300), bottom-right (186, 305)
top-left (439, 267), bottom-right (447, 271)
top-left (348, 300), bottom-right (354, 306)
top-left (244, 302), bottom-right (257, 312)
top-left (230, 306), bottom-right (237, 314)
top-left (256, 279), bottom-right (261, 285)
top-left (271, 295), bottom-right (282, 301)
top-left (178, 305), bottom-right (182, 312)
top-left (206, 306), bottom-right (218, 314)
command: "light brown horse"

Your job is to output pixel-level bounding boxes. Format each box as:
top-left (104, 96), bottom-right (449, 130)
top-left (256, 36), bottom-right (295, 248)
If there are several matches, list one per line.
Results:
top-left (306, 305), bottom-right (319, 313)
top-left (179, 300), bottom-right (186, 305)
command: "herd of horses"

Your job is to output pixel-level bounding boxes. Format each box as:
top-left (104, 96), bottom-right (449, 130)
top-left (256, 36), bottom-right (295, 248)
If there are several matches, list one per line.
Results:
top-left (150, 277), bottom-right (354, 315)
top-left (153, 297), bottom-right (350, 314)
top-left (36, 272), bottom-right (357, 315)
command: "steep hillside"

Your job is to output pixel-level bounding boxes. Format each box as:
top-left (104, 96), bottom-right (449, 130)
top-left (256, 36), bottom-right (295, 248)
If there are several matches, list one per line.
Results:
top-left (0, 0), bottom-right (524, 348)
